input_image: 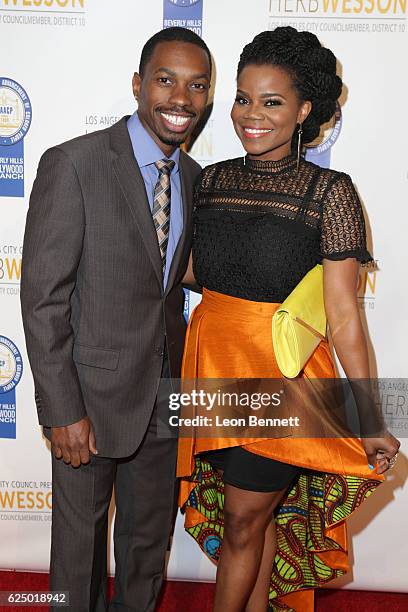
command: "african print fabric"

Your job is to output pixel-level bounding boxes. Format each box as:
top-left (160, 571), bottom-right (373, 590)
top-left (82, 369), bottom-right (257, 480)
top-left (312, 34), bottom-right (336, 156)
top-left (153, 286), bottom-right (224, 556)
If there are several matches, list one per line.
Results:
top-left (182, 456), bottom-right (381, 611)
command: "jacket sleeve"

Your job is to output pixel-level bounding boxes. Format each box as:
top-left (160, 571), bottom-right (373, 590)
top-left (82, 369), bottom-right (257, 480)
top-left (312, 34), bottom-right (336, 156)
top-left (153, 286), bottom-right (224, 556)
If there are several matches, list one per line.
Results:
top-left (20, 146), bottom-right (87, 427)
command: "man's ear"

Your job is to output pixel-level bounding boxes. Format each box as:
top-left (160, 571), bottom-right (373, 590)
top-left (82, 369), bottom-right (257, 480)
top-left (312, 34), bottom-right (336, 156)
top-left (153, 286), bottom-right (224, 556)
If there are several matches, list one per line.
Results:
top-left (132, 72), bottom-right (142, 100)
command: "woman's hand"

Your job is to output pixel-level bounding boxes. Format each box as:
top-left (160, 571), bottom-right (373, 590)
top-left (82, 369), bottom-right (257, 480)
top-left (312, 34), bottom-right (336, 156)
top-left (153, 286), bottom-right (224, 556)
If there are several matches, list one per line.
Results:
top-left (323, 259), bottom-right (401, 474)
top-left (361, 431), bottom-right (400, 474)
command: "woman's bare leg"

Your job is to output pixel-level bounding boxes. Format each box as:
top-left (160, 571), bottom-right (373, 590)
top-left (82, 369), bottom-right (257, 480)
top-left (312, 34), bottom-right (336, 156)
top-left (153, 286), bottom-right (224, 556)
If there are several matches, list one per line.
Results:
top-left (245, 518), bottom-right (275, 611)
top-left (213, 484), bottom-right (286, 612)
top-left (245, 487), bottom-right (288, 612)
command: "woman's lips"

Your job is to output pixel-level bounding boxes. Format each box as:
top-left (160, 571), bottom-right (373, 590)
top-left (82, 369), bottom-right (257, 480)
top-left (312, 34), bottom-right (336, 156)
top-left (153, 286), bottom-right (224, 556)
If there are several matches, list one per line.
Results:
top-left (242, 127), bottom-right (273, 139)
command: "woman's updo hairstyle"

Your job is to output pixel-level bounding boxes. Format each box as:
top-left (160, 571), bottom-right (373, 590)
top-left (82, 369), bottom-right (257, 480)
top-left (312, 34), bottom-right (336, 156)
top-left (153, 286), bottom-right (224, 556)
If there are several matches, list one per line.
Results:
top-left (237, 27), bottom-right (342, 146)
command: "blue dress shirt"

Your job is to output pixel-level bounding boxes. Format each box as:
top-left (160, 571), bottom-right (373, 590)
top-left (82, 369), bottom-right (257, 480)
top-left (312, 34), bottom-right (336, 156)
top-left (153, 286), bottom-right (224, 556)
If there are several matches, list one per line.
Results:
top-left (127, 112), bottom-right (183, 289)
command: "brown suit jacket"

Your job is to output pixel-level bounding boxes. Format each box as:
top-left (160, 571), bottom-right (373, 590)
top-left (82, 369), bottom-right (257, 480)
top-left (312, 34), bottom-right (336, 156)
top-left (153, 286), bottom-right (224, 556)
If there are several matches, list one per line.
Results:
top-left (20, 116), bottom-right (200, 457)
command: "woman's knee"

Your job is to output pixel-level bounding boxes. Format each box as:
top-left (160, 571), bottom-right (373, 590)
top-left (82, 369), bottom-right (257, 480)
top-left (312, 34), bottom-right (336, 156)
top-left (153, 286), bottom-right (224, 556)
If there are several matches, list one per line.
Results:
top-left (223, 505), bottom-right (272, 547)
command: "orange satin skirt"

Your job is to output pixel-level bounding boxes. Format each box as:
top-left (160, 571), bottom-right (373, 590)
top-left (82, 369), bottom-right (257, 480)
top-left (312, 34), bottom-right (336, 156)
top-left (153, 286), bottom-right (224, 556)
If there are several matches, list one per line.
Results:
top-left (177, 288), bottom-right (383, 611)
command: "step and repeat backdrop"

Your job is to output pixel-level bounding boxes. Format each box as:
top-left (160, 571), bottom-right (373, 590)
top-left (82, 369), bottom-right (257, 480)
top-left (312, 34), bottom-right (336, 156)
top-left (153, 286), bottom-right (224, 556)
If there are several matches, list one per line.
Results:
top-left (1, 0), bottom-right (407, 592)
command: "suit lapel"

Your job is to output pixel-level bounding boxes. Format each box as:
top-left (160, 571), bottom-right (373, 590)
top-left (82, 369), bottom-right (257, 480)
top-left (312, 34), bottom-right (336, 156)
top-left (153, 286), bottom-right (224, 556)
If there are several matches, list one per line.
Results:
top-left (165, 152), bottom-right (193, 294)
top-left (110, 118), bottom-right (163, 287)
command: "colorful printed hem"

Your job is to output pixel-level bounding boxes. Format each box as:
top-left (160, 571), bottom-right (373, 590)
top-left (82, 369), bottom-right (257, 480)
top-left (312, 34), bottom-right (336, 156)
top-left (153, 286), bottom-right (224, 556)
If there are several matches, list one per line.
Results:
top-left (182, 456), bottom-right (381, 611)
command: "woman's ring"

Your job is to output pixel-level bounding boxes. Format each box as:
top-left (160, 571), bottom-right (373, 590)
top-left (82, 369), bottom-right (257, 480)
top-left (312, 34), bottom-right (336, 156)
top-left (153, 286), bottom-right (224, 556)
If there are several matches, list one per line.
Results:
top-left (388, 452), bottom-right (399, 469)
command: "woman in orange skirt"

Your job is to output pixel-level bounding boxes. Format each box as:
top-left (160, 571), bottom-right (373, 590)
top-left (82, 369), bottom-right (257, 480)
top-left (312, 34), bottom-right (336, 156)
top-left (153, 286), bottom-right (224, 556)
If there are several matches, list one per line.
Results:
top-left (177, 27), bottom-right (400, 611)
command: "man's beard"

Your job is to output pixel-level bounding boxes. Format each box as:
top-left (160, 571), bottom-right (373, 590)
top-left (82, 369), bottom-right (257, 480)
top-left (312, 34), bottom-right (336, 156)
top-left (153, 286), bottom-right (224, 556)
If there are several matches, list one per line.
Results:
top-left (159, 132), bottom-right (188, 146)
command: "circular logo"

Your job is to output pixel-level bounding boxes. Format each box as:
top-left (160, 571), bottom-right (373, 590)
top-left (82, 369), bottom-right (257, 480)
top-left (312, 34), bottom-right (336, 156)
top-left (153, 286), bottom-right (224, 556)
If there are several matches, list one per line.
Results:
top-left (305, 102), bottom-right (342, 157)
top-left (169, 0), bottom-right (201, 6)
top-left (0, 336), bottom-right (23, 394)
top-left (0, 77), bottom-right (32, 146)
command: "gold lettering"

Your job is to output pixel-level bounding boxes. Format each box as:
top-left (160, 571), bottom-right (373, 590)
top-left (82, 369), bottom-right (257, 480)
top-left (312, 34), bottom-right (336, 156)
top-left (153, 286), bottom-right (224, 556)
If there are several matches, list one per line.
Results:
top-left (46, 491), bottom-right (52, 509)
top-left (0, 489), bottom-right (52, 511)
top-left (342, 0), bottom-right (352, 11)
top-left (17, 491), bottom-right (25, 509)
top-left (36, 492), bottom-right (45, 510)
top-left (323, 0), bottom-right (340, 11)
top-left (366, 271), bottom-right (376, 294)
top-left (353, 0), bottom-right (363, 12)
top-left (394, 0), bottom-right (406, 12)
top-left (377, 0), bottom-right (392, 10)
top-left (3, 0), bottom-right (88, 7)
top-left (0, 491), bottom-right (14, 508)
top-left (26, 491), bottom-right (35, 510)
top-left (5, 258), bottom-right (21, 281)
top-left (365, 0), bottom-right (375, 12)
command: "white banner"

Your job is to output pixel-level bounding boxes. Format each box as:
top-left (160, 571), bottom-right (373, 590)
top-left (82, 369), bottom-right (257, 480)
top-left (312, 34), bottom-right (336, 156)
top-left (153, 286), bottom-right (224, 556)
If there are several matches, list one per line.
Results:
top-left (0, 0), bottom-right (407, 593)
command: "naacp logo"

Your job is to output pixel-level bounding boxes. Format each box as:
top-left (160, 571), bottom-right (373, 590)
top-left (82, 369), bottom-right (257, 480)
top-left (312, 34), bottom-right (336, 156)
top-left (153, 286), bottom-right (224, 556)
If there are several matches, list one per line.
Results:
top-left (305, 102), bottom-right (342, 157)
top-left (0, 78), bottom-right (32, 147)
top-left (0, 336), bottom-right (23, 394)
top-left (169, 0), bottom-right (201, 5)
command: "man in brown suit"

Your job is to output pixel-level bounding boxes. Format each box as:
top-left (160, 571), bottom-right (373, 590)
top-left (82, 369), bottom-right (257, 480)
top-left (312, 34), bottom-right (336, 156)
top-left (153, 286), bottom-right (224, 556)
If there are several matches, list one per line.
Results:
top-left (20, 27), bottom-right (211, 612)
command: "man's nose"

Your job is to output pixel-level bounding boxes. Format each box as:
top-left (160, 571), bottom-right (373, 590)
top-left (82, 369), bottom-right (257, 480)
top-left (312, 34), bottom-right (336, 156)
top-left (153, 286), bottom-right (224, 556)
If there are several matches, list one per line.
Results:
top-left (168, 82), bottom-right (192, 108)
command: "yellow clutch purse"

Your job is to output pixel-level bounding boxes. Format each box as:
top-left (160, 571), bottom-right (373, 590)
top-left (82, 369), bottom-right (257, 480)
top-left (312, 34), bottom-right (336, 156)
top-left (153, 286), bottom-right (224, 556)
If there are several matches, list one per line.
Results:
top-left (272, 264), bottom-right (327, 378)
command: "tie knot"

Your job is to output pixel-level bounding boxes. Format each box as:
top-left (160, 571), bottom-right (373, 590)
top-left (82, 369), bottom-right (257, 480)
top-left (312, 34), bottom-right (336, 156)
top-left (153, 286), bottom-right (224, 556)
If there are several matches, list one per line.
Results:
top-left (155, 158), bottom-right (175, 175)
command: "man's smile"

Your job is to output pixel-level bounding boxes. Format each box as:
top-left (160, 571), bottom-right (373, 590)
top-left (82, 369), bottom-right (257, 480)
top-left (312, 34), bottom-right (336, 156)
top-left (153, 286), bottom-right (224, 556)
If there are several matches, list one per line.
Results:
top-left (159, 111), bottom-right (194, 132)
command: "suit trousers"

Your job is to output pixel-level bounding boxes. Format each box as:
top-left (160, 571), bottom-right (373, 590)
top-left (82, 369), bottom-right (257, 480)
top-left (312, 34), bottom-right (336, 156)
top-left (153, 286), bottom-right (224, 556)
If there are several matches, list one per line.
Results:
top-left (50, 356), bottom-right (178, 612)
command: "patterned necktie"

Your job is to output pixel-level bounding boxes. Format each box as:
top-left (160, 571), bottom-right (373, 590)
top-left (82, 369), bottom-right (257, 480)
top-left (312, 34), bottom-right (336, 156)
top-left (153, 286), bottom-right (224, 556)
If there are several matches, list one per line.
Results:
top-left (152, 158), bottom-right (175, 276)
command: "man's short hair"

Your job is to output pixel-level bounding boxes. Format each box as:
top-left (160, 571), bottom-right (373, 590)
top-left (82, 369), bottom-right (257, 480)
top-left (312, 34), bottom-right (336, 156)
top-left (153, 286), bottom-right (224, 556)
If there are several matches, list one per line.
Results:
top-left (139, 27), bottom-right (212, 76)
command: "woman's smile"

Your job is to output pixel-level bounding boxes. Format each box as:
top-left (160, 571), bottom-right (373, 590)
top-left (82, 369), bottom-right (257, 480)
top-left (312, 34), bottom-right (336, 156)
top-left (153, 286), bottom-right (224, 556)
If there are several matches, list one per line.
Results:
top-left (241, 126), bottom-right (273, 138)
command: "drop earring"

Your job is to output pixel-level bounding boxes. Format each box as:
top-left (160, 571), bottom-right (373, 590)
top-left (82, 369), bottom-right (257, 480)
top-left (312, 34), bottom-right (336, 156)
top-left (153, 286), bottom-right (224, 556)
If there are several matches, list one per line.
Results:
top-left (296, 123), bottom-right (303, 173)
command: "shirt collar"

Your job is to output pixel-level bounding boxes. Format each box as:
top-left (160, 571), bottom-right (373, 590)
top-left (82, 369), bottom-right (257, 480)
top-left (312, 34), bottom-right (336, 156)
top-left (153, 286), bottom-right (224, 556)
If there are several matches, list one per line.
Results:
top-left (127, 111), bottom-right (180, 173)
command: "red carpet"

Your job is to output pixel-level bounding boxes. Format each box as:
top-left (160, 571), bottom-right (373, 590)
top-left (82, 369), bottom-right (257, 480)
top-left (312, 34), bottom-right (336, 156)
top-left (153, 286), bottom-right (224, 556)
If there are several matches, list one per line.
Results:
top-left (0, 571), bottom-right (407, 611)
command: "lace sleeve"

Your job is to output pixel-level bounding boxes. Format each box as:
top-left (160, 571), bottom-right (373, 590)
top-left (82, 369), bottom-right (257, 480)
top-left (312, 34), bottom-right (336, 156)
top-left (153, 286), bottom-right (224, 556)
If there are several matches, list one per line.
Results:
top-left (320, 173), bottom-right (373, 264)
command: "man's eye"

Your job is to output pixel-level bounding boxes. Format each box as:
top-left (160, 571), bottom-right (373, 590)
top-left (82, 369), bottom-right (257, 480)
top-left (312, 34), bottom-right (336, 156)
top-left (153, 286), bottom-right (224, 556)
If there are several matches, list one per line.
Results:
top-left (265, 99), bottom-right (282, 106)
top-left (235, 96), bottom-right (248, 105)
top-left (158, 77), bottom-right (172, 84)
top-left (192, 83), bottom-right (207, 90)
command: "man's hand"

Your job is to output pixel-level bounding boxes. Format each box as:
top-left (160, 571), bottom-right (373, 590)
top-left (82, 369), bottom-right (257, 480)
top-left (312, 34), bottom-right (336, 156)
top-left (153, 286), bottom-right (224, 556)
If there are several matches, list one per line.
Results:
top-left (51, 416), bottom-right (98, 468)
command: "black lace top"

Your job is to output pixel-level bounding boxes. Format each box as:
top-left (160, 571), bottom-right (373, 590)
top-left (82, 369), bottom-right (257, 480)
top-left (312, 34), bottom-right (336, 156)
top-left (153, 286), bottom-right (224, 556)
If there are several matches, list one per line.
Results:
top-left (192, 154), bottom-right (373, 303)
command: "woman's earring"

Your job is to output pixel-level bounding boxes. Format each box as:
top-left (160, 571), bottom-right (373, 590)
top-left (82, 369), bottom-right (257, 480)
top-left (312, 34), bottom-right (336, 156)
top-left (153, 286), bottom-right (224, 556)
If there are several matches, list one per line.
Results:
top-left (296, 123), bottom-right (303, 173)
